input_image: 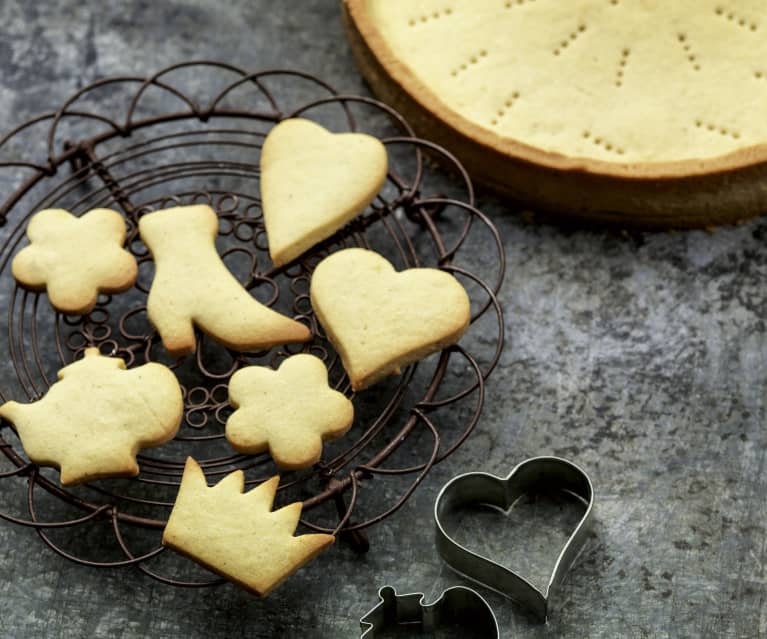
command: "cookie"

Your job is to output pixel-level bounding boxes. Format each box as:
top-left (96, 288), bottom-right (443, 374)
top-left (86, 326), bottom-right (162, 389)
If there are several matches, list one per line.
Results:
top-left (0, 348), bottom-right (182, 486)
top-left (162, 457), bottom-right (334, 597)
top-left (11, 208), bottom-right (137, 314)
top-left (226, 354), bottom-right (354, 469)
top-left (310, 248), bottom-right (470, 390)
top-left (138, 204), bottom-right (311, 356)
top-left (261, 118), bottom-right (388, 267)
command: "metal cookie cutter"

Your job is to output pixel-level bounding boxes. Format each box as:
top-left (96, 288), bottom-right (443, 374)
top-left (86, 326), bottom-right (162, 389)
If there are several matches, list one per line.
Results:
top-left (434, 456), bottom-right (594, 622)
top-left (360, 585), bottom-right (499, 638)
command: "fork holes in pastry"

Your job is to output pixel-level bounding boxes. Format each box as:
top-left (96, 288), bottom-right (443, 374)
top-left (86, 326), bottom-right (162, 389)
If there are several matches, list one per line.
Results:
top-left (451, 49), bottom-right (487, 76)
top-left (715, 6), bottom-right (759, 31)
top-left (409, 7), bottom-right (454, 25)
top-left (676, 33), bottom-right (701, 70)
top-left (554, 24), bottom-right (586, 54)
top-left (490, 91), bottom-right (520, 126)
top-left (696, 119), bottom-right (741, 139)
top-left (615, 48), bottom-right (630, 86)
top-left (587, 131), bottom-right (624, 156)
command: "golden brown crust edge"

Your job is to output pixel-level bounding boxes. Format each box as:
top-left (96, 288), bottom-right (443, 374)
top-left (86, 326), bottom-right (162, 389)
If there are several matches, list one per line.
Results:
top-left (342, 0), bottom-right (767, 229)
top-left (313, 295), bottom-right (470, 392)
top-left (161, 532), bottom-right (334, 597)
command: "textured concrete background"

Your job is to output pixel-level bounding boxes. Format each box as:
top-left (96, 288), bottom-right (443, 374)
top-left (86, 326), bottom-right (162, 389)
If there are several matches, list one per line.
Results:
top-left (0, 1), bottom-right (766, 638)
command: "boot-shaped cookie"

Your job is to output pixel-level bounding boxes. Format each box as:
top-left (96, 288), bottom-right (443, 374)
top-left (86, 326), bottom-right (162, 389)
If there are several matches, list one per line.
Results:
top-left (139, 205), bottom-right (311, 356)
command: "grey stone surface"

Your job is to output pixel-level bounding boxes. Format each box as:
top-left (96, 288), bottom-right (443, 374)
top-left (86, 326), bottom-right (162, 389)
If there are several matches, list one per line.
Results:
top-left (0, 1), bottom-right (766, 638)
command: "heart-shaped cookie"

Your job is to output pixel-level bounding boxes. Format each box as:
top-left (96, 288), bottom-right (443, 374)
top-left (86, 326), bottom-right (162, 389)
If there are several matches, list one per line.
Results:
top-left (260, 118), bottom-right (388, 267)
top-left (434, 457), bottom-right (595, 622)
top-left (310, 248), bottom-right (470, 391)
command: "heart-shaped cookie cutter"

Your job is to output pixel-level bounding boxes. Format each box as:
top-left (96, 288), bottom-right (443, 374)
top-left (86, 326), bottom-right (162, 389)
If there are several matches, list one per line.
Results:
top-left (359, 585), bottom-right (499, 638)
top-left (434, 456), bottom-right (594, 621)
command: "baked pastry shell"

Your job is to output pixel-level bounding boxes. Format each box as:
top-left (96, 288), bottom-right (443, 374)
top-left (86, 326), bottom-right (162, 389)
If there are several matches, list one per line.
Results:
top-left (343, 0), bottom-right (767, 228)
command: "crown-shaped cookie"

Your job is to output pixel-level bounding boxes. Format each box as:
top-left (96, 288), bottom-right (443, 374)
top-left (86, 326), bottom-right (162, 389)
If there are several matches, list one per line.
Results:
top-left (162, 458), bottom-right (334, 596)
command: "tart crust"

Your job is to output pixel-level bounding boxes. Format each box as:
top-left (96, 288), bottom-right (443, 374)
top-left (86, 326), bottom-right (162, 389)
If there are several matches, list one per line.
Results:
top-left (342, 0), bottom-right (767, 228)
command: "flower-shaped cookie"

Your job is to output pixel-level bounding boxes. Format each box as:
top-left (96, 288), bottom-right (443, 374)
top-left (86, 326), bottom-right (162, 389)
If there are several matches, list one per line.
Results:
top-left (11, 208), bottom-right (137, 314)
top-left (226, 354), bottom-right (354, 469)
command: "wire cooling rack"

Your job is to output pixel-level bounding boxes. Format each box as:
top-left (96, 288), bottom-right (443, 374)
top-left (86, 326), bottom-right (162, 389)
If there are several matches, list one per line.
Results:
top-left (0, 61), bottom-right (504, 587)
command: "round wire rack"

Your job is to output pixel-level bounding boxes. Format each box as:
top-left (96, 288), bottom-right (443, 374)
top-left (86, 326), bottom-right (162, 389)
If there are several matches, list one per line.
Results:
top-left (0, 61), bottom-right (504, 587)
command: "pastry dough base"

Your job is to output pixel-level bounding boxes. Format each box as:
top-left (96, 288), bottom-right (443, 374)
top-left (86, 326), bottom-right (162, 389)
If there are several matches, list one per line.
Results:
top-left (342, 0), bottom-right (767, 228)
